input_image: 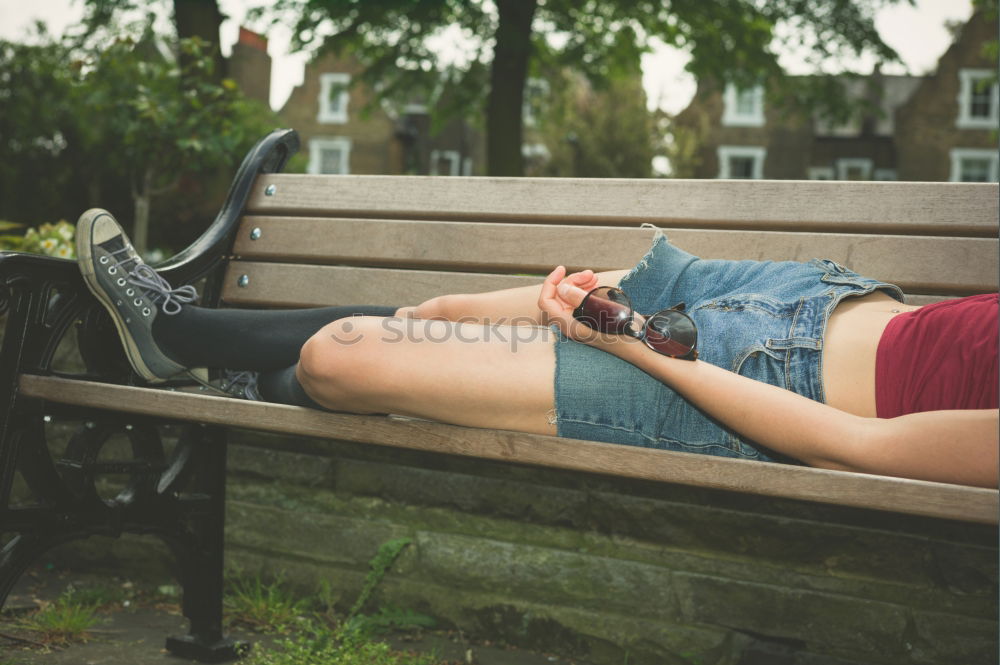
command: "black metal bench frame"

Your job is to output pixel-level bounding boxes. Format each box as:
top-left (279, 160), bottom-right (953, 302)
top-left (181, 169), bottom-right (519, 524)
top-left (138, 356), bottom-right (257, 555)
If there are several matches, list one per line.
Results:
top-left (0, 129), bottom-right (300, 661)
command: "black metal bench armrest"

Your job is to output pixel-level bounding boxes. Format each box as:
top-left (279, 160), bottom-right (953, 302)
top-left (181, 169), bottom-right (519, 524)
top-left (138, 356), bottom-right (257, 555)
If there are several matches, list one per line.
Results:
top-left (155, 128), bottom-right (299, 299)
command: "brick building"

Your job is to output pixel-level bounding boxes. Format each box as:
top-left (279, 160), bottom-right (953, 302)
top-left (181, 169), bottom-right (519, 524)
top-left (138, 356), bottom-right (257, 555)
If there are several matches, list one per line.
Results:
top-left (284, 52), bottom-right (487, 176)
top-left (673, 10), bottom-right (997, 182)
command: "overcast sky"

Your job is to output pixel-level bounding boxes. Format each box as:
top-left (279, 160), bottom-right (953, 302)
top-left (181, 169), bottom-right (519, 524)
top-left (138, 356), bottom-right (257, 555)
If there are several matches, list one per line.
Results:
top-left (0, 0), bottom-right (977, 113)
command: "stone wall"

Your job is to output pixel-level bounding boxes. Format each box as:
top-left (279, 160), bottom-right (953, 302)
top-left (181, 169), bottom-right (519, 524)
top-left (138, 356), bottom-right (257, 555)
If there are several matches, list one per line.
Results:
top-left (219, 428), bottom-right (998, 665)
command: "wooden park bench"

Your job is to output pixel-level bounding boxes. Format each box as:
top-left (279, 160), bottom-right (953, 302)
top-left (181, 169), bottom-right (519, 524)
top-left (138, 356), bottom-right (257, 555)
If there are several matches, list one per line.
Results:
top-left (1, 128), bottom-right (997, 662)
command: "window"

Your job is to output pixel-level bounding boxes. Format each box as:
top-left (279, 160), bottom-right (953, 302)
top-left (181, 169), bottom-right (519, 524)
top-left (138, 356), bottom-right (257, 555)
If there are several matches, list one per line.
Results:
top-left (318, 72), bottom-right (350, 124)
top-left (949, 148), bottom-right (999, 182)
top-left (836, 158), bottom-right (872, 181)
top-left (523, 78), bottom-right (550, 128)
top-left (430, 150), bottom-right (460, 176)
top-left (717, 146), bottom-right (766, 179)
top-left (808, 167), bottom-right (835, 180)
top-left (522, 143), bottom-right (550, 160)
top-left (873, 169), bottom-right (897, 181)
top-left (308, 137), bottom-right (351, 174)
top-left (957, 69), bottom-right (998, 129)
top-left (722, 83), bottom-right (764, 127)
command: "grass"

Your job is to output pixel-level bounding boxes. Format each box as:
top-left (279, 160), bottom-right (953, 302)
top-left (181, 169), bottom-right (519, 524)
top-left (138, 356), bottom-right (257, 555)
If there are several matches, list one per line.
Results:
top-left (225, 573), bottom-right (311, 634)
top-left (241, 623), bottom-right (443, 665)
top-left (17, 591), bottom-right (102, 646)
top-left (234, 537), bottom-right (445, 665)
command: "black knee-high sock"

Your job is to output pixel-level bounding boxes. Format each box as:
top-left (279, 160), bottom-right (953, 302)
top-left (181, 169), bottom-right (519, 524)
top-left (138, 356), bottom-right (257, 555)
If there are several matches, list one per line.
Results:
top-left (151, 304), bottom-right (398, 371)
top-left (258, 365), bottom-right (325, 410)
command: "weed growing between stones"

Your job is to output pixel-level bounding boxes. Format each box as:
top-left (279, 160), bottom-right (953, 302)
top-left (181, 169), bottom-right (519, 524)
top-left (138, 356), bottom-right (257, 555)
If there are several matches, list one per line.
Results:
top-left (225, 572), bottom-right (310, 634)
top-left (16, 590), bottom-right (102, 646)
top-left (239, 537), bottom-right (444, 665)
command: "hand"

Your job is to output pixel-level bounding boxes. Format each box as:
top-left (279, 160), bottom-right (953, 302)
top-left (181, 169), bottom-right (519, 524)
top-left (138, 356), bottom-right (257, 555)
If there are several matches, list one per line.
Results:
top-left (538, 266), bottom-right (619, 345)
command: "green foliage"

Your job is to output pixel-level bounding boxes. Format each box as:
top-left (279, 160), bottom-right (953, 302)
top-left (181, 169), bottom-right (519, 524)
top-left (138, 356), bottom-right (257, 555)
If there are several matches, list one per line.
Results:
top-left (538, 74), bottom-right (659, 178)
top-left (348, 537), bottom-right (412, 620)
top-left (225, 572), bottom-right (310, 634)
top-left (242, 623), bottom-right (441, 665)
top-left (18, 590), bottom-right (101, 646)
top-left (0, 18), bottom-right (278, 252)
top-left (258, 0), bottom-right (908, 175)
top-left (0, 220), bottom-right (76, 259)
top-left (237, 538), bottom-right (438, 665)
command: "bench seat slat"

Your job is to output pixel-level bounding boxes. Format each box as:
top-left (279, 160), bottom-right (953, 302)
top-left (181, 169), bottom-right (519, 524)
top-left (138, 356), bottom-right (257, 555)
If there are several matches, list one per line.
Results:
top-left (19, 374), bottom-right (999, 525)
top-left (246, 176), bottom-right (999, 237)
top-left (233, 218), bottom-right (998, 296)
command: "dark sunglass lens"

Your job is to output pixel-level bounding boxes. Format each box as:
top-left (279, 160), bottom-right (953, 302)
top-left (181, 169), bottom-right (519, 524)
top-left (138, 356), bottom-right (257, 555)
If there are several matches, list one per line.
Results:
top-left (643, 310), bottom-right (697, 357)
top-left (575, 287), bottom-right (633, 333)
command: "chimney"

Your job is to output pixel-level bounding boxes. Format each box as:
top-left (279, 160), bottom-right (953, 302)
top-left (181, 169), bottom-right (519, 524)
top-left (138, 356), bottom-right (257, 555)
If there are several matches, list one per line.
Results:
top-left (227, 27), bottom-right (272, 107)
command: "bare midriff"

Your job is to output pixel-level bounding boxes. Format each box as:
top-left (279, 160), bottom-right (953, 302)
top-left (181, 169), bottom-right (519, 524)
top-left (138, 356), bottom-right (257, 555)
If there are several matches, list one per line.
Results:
top-left (823, 290), bottom-right (921, 417)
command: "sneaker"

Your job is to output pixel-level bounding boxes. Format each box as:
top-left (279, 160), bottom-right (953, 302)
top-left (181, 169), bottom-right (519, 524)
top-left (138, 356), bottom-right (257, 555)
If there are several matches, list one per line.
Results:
top-left (76, 208), bottom-right (197, 383)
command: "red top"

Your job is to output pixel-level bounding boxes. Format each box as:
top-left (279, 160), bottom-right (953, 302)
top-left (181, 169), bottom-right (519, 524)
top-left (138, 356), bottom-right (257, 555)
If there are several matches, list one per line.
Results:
top-left (875, 293), bottom-right (999, 418)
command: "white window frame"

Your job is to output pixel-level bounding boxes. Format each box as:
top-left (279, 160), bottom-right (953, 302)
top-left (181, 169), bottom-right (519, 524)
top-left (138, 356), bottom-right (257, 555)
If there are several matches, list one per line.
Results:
top-left (807, 167), bottom-right (834, 180)
top-left (521, 143), bottom-right (550, 160)
top-left (717, 145), bottom-right (766, 179)
top-left (318, 72), bottom-right (350, 124)
top-left (956, 69), bottom-right (999, 130)
top-left (721, 83), bottom-right (765, 127)
top-left (307, 137), bottom-right (351, 175)
top-left (873, 168), bottom-right (897, 181)
top-left (430, 149), bottom-right (461, 176)
top-left (836, 158), bottom-right (872, 181)
top-left (949, 148), bottom-right (999, 182)
top-left (523, 78), bottom-right (550, 128)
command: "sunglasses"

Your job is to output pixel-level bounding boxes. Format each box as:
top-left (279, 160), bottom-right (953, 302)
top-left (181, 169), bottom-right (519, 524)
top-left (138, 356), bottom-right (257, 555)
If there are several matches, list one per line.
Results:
top-left (572, 286), bottom-right (699, 360)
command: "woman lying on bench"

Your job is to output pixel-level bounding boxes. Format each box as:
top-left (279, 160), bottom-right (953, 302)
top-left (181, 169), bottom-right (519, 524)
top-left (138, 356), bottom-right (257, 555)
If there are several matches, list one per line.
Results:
top-left (75, 209), bottom-right (999, 488)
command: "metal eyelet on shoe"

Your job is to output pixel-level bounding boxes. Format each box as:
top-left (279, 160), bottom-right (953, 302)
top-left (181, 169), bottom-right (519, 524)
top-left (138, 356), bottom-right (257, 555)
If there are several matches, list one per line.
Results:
top-left (117, 278), bottom-right (126, 286)
top-left (99, 256), bottom-right (109, 264)
top-left (108, 266), bottom-right (117, 274)
top-left (126, 288), bottom-right (135, 296)
top-left (142, 307), bottom-right (151, 316)
top-left (133, 298), bottom-right (142, 306)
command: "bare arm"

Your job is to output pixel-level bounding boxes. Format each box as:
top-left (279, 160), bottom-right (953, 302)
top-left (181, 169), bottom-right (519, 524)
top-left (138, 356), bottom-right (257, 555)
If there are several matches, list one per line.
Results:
top-left (539, 267), bottom-right (999, 488)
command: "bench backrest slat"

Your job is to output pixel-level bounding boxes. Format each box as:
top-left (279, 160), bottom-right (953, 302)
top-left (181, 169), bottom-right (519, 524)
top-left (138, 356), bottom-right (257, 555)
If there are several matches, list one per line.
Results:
top-left (230, 218), bottom-right (998, 298)
top-left (221, 262), bottom-right (541, 308)
top-left (246, 176), bottom-right (999, 237)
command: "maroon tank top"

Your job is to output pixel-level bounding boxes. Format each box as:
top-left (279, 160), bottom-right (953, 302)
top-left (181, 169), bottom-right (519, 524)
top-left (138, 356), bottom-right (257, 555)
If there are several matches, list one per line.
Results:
top-left (875, 293), bottom-right (999, 418)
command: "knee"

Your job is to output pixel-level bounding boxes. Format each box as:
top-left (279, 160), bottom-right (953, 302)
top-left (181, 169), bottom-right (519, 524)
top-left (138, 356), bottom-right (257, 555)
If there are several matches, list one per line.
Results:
top-left (297, 317), bottom-right (385, 411)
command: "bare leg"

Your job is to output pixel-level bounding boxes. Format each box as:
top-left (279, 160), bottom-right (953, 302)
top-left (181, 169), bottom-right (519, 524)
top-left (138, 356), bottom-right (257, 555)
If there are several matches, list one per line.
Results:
top-left (396, 269), bottom-right (629, 324)
top-left (298, 316), bottom-right (557, 434)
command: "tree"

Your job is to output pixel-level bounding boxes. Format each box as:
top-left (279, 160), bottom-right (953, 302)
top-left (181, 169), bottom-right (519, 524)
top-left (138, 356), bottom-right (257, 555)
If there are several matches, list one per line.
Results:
top-left (536, 70), bottom-right (661, 178)
top-left (263, 0), bottom-right (905, 176)
top-left (0, 22), bottom-right (277, 255)
top-left (81, 0), bottom-right (227, 82)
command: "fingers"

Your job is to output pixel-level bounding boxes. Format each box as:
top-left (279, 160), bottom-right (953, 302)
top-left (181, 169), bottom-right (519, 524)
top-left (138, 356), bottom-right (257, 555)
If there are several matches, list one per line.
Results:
top-left (556, 281), bottom-right (588, 306)
top-left (539, 265), bottom-right (566, 311)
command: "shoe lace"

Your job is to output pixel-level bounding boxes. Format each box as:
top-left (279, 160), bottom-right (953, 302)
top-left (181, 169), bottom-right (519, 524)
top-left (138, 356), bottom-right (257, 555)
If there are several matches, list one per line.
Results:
top-left (109, 247), bottom-right (198, 315)
top-left (220, 370), bottom-right (262, 401)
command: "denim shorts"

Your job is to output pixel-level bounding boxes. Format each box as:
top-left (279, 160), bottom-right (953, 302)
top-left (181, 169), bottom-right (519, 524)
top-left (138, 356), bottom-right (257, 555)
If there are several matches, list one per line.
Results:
top-left (552, 231), bottom-right (903, 462)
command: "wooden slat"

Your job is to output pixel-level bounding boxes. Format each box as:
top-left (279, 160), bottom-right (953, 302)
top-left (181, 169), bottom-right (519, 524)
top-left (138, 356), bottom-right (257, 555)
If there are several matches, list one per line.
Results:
top-left (233, 218), bottom-right (998, 296)
top-left (19, 375), bottom-right (999, 525)
top-left (246, 176), bottom-right (999, 237)
top-left (221, 262), bottom-right (540, 308)
top-left (219, 263), bottom-right (984, 310)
